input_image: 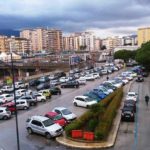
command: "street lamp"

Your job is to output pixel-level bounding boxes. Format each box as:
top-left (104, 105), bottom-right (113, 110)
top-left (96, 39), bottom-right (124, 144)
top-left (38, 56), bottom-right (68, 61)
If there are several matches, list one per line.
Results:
top-left (10, 42), bottom-right (20, 150)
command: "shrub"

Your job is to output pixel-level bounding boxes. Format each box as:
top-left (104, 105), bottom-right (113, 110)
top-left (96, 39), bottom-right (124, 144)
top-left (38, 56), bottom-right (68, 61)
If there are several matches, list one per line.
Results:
top-left (87, 119), bottom-right (99, 132)
top-left (95, 87), bottom-right (123, 140)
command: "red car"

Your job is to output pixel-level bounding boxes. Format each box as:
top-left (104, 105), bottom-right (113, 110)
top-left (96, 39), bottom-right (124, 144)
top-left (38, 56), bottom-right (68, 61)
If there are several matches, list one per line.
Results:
top-left (45, 112), bottom-right (67, 127)
top-left (1, 102), bottom-right (16, 114)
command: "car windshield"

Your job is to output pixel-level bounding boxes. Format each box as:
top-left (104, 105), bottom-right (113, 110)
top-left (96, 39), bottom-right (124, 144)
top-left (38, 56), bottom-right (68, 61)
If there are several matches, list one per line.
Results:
top-left (0, 96), bottom-right (4, 99)
top-left (85, 97), bottom-right (93, 101)
top-left (128, 94), bottom-right (135, 97)
top-left (62, 109), bottom-right (71, 115)
top-left (53, 114), bottom-right (63, 121)
top-left (43, 119), bottom-right (54, 127)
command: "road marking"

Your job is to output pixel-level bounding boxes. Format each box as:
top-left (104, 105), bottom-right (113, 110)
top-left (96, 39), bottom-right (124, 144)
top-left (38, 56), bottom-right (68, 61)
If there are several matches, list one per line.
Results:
top-left (133, 84), bottom-right (140, 150)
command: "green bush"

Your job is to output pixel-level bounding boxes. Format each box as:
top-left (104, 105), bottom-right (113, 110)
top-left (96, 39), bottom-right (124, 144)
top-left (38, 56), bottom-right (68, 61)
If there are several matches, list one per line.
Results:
top-left (95, 87), bottom-right (123, 140)
top-left (87, 119), bottom-right (99, 132)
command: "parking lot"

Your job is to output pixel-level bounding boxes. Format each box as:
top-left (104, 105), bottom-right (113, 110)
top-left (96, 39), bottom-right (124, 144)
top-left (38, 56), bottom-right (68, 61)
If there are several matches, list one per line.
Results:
top-left (0, 66), bottom-right (126, 150)
top-left (0, 65), bottom-right (149, 150)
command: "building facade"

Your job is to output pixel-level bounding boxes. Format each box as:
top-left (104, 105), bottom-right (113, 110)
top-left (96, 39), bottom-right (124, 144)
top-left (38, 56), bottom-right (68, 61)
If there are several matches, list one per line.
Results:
top-left (138, 27), bottom-right (150, 47)
top-left (0, 36), bottom-right (9, 52)
top-left (20, 28), bottom-right (63, 52)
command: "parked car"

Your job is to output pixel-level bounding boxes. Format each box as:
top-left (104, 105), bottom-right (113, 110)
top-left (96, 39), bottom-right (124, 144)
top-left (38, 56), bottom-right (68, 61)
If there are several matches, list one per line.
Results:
top-left (29, 79), bottom-right (40, 86)
top-left (33, 92), bottom-right (46, 102)
top-left (76, 77), bottom-right (86, 85)
top-left (121, 106), bottom-right (135, 122)
top-left (0, 94), bottom-right (14, 104)
top-left (61, 81), bottom-right (79, 88)
top-left (92, 73), bottom-right (100, 79)
top-left (38, 76), bottom-right (50, 83)
top-left (91, 90), bottom-right (107, 100)
top-left (142, 72), bottom-right (149, 77)
top-left (38, 89), bottom-right (51, 99)
top-left (136, 75), bottom-right (144, 82)
top-left (73, 96), bottom-right (97, 108)
top-left (45, 112), bottom-right (67, 127)
top-left (126, 92), bottom-right (138, 102)
top-left (0, 107), bottom-right (11, 120)
top-left (84, 74), bottom-right (95, 81)
top-left (54, 72), bottom-right (66, 78)
top-left (36, 83), bottom-right (50, 91)
top-left (1, 102), bottom-right (16, 114)
top-left (84, 92), bottom-right (100, 102)
top-left (1, 85), bottom-right (14, 93)
top-left (18, 95), bottom-right (37, 106)
top-left (50, 79), bottom-right (60, 86)
top-left (15, 99), bottom-right (29, 110)
top-left (15, 81), bottom-right (29, 89)
top-left (15, 89), bottom-right (32, 98)
top-left (124, 100), bottom-right (136, 113)
top-left (52, 107), bottom-right (77, 123)
top-left (49, 87), bottom-right (61, 95)
top-left (26, 115), bottom-right (63, 138)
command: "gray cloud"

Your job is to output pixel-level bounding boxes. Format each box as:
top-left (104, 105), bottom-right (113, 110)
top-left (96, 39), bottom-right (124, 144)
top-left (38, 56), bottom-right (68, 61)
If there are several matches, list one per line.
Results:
top-left (0, 0), bottom-right (150, 35)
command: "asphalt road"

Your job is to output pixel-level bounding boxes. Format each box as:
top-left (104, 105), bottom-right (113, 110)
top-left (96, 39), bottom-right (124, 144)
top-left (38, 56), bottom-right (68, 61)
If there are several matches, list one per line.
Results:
top-left (105, 75), bottom-right (150, 150)
top-left (0, 68), bottom-right (141, 150)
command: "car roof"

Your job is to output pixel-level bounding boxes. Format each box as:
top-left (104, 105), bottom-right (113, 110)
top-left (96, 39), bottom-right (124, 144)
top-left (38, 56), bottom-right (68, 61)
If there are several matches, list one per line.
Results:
top-left (53, 107), bottom-right (67, 111)
top-left (0, 106), bottom-right (7, 110)
top-left (46, 112), bottom-right (58, 116)
top-left (128, 92), bottom-right (136, 95)
top-left (75, 95), bottom-right (88, 99)
top-left (31, 115), bottom-right (49, 122)
top-left (2, 102), bottom-right (15, 106)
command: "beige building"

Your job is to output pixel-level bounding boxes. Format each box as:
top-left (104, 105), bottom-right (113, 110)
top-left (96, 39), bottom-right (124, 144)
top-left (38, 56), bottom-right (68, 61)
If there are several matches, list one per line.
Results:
top-left (0, 36), bottom-right (9, 52)
top-left (138, 27), bottom-right (150, 46)
top-left (20, 28), bottom-right (63, 52)
top-left (9, 37), bottom-right (31, 54)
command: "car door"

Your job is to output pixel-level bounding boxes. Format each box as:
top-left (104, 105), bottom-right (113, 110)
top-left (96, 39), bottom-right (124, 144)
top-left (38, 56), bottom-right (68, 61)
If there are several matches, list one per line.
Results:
top-left (31, 120), bottom-right (45, 135)
top-left (76, 97), bottom-right (85, 107)
top-left (5, 94), bottom-right (13, 102)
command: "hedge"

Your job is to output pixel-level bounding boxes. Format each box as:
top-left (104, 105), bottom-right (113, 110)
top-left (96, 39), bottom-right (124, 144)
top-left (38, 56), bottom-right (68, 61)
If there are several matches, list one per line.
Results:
top-left (65, 88), bottom-right (121, 137)
top-left (95, 87), bottom-right (123, 140)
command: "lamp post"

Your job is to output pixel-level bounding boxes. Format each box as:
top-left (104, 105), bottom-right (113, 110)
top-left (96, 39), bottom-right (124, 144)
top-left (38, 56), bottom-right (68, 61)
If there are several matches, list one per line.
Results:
top-left (10, 42), bottom-right (20, 150)
top-left (106, 71), bottom-right (109, 80)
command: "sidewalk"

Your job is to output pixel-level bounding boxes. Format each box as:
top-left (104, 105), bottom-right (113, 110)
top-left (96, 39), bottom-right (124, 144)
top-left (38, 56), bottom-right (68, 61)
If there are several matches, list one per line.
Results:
top-left (56, 81), bottom-right (134, 149)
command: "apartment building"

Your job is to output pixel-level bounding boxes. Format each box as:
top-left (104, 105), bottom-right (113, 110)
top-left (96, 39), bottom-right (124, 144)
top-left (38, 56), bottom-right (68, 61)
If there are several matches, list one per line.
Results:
top-left (9, 37), bottom-right (31, 54)
top-left (0, 36), bottom-right (9, 52)
top-left (20, 28), bottom-right (63, 52)
top-left (138, 27), bottom-right (150, 46)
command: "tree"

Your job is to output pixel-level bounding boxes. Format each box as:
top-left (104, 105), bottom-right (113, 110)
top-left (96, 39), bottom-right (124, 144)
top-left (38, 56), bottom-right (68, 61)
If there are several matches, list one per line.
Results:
top-left (114, 49), bottom-right (137, 62)
top-left (101, 45), bottom-right (106, 50)
top-left (135, 41), bottom-right (150, 69)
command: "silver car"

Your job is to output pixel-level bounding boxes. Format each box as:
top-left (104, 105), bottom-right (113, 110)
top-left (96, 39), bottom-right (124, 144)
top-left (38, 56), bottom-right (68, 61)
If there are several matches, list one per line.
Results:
top-left (0, 107), bottom-right (11, 120)
top-left (26, 115), bottom-right (63, 139)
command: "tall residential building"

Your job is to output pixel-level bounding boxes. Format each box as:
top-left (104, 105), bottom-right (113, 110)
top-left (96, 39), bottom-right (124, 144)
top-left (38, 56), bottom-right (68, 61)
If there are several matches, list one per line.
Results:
top-left (9, 36), bottom-right (31, 54)
top-left (138, 27), bottom-right (150, 46)
top-left (20, 28), bottom-right (63, 52)
top-left (63, 32), bottom-right (95, 51)
top-left (94, 38), bottom-right (101, 51)
top-left (47, 29), bottom-right (63, 52)
top-left (0, 36), bottom-right (9, 52)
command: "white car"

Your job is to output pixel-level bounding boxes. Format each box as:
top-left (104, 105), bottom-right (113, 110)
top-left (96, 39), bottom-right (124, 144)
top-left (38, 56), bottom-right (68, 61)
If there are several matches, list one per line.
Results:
top-left (1, 85), bottom-right (14, 93)
top-left (73, 96), bottom-right (97, 108)
top-left (126, 92), bottom-right (138, 102)
top-left (59, 77), bottom-right (69, 83)
top-left (92, 73), bottom-right (100, 79)
top-left (105, 80), bottom-right (122, 88)
top-left (0, 94), bottom-right (14, 104)
top-left (34, 93), bottom-right (46, 102)
top-left (15, 89), bottom-right (32, 97)
top-left (52, 107), bottom-right (77, 122)
top-left (15, 81), bottom-right (28, 89)
top-left (77, 77), bottom-right (86, 85)
top-left (26, 115), bottom-right (63, 138)
top-left (84, 74), bottom-right (95, 81)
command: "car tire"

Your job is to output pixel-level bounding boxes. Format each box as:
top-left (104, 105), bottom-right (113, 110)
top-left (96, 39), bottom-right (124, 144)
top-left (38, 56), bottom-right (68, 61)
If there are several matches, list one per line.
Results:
top-left (3, 116), bottom-right (8, 120)
top-left (27, 128), bottom-right (33, 134)
top-left (74, 102), bottom-right (77, 106)
top-left (86, 105), bottom-right (89, 108)
top-left (45, 132), bottom-right (51, 139)
top-left (42, 99), bottom-right (46, 102)
top-left (23, 106), bottom-right (28, 110)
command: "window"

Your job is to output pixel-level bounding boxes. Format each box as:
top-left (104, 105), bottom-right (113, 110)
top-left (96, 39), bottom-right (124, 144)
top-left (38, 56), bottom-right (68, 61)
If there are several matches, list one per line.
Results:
top-left (20, 102), bottom-right (25, 104)
top-left (55, 110), bottom-right (60, 114)
top-left (0, 110), bottom-right (3, 113)
top-left (31, 120), bottom-right (43, 127)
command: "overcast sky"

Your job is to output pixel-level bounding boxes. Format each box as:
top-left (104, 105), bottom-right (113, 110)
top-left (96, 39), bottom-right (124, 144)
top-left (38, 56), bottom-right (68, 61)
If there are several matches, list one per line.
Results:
top-left (0, 0), bottom-right (150, 37)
